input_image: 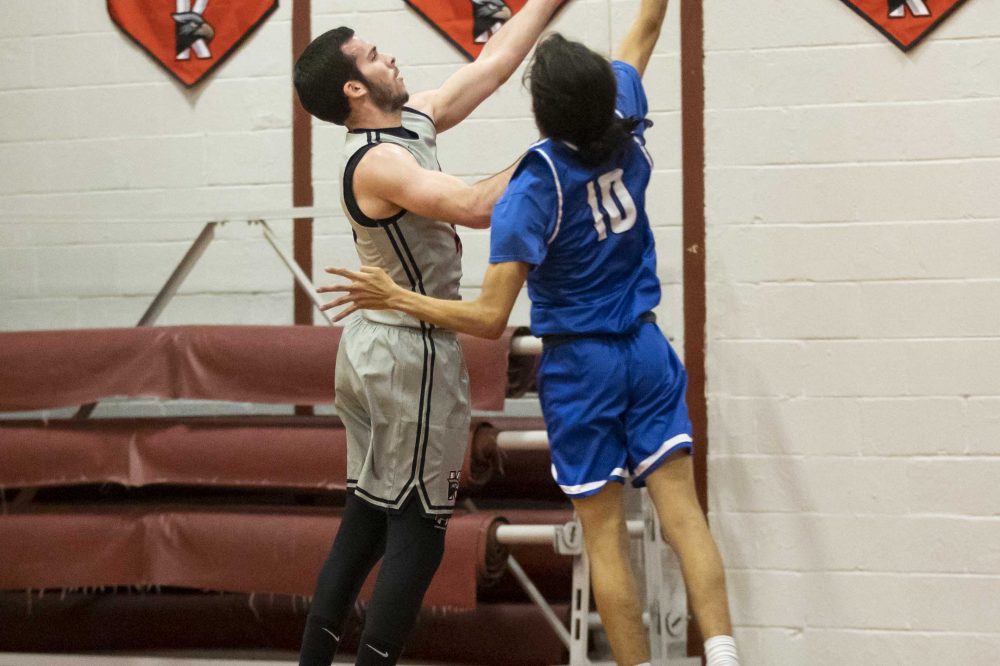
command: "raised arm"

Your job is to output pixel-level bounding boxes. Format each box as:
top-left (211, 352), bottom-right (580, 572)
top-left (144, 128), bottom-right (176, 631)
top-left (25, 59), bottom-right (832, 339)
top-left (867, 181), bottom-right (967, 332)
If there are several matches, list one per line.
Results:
top-left (354, 143), bottom-right (519, 228)
top-left (615, 0), bottom-right (668, 77)
top-left (320, 262), bottom-right (529, 339)
top-left (409, 0), bottom-right (563, 132)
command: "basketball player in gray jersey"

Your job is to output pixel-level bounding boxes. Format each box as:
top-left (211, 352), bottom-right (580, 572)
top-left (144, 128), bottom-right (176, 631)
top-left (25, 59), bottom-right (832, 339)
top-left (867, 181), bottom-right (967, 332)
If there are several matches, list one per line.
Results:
top-left (293, 2), bottom-right (564, 664)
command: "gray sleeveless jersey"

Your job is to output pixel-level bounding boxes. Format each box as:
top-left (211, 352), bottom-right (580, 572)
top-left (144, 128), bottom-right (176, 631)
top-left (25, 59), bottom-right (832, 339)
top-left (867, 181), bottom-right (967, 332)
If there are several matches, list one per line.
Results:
top-left (340, 107), bottom-right (463, 328)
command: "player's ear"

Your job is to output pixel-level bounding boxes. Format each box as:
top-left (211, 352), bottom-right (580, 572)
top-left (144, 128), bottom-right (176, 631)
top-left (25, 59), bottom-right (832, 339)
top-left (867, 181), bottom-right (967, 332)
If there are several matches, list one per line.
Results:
top-left (344, 80), bottom-right (366, 100)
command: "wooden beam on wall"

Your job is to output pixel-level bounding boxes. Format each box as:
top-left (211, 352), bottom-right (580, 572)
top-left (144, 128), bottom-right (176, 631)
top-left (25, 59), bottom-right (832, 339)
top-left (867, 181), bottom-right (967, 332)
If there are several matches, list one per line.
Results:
top-left (292, 0), bottom-right (314, 327)
top-left (681, 0), bottom-right (707, 657)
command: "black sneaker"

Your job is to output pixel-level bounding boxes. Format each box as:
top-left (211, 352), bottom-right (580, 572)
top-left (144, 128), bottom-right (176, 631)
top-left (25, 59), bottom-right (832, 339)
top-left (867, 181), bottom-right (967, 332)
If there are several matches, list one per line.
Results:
top-left (472, 0), bottom-right (513, 44)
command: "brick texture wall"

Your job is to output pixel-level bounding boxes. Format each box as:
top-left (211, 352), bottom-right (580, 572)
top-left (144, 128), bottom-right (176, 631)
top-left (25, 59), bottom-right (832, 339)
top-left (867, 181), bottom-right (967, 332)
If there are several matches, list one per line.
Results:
top-left (0, 1), bottom-right (997, 663)
top-left (704, 2), bottom-right (1000, 663)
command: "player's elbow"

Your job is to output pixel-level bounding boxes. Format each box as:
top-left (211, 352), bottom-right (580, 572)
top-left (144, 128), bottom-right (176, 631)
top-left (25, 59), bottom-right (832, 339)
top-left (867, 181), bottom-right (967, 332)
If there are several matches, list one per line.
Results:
top-left (468, 210), bottom-right (493, 229)
top-left (456, 193), bottom-right (494, 229)
top-left (480, 306), bottom-right (510, 340)
top-left (482, 321), bottom-right (506, 340)
top-left (450, 205), bottom-right (491, 229)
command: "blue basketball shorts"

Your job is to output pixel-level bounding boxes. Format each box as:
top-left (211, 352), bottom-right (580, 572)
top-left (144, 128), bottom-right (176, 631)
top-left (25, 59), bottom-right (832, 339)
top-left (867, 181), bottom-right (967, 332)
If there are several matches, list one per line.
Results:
top-left (537, 320), bottom-right (693, 498)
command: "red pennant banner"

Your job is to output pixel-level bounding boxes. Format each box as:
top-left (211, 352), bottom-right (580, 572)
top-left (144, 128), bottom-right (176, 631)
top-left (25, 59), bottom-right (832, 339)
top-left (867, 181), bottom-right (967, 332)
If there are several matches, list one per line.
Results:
top-left (108, 0), bottom-right (279, 87)
top-left (838, 0), bottom-right (971, 51)
top-left (404, 0), bottom-right (531, 61)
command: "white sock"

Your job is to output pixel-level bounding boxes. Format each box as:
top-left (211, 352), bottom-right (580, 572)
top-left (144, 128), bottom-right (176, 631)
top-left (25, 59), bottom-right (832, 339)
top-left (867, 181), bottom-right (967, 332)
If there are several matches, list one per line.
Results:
top-left (634, 663), bottom-right (651, 666)
top-left (705, 634), bottom-right (740, 666)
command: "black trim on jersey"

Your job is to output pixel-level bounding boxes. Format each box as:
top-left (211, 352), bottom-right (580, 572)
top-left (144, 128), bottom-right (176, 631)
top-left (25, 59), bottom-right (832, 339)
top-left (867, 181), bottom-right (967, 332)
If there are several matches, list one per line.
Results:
top-left (388, 221), bottom-right (429, 299)
top-left (343, 143), bottom-right (407, 229)
top-left (382, 222), bottom-right (420, 294)
top-left (416, 327), bottom-right (441, 510)
top-left (348, 126), bottom-right (419, 140)
top-left (389, 223), bottom-right (453, 512)
top-left (402, 106), bottom-right (434, 125)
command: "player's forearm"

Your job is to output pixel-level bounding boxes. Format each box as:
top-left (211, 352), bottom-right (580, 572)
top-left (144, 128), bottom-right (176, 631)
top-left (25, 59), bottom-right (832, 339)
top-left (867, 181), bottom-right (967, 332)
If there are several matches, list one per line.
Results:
top-left (637, 0), bottom-right (668, 29)
top-left (389, 289), bottom-right (509, 339)
top-left (479, 0), bottom-right (561, 82)
top-left (629, 0), bottom-right (668, 46)
top-left (617, 0), bottom-right (668, 74)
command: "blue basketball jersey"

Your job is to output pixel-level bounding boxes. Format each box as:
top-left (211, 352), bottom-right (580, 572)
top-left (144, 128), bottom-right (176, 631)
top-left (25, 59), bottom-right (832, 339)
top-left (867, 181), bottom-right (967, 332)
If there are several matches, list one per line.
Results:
top-left (489, 61), bottom-right (660, 336)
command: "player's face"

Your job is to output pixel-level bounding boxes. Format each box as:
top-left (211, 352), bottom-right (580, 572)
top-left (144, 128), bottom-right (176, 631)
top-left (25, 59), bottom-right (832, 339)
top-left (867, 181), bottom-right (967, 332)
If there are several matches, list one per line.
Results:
top-left (343, 36), bottom-right (409, 113)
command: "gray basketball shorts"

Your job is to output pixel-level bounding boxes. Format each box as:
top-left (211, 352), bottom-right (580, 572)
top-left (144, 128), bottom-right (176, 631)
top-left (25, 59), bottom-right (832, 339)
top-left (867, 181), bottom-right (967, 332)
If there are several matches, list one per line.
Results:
top-left (335, 316), bottom-right (472, 518)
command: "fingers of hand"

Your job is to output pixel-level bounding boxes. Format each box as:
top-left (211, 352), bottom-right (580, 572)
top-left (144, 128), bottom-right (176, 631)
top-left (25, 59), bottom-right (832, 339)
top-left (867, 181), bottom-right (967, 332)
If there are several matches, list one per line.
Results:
top-left (324, 266), bottom-right (363, 280)
top-left (316, 282), bottom-right (352, 294)
top-left (332, 304), bottom-right (360, 322)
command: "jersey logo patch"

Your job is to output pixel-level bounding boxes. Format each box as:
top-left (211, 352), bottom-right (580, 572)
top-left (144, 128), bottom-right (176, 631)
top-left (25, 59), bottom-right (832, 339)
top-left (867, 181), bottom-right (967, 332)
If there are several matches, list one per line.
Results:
top-left (108, 0), bottom-right (279, 86)
top-left (447, 470), bottom-right (461, 501)
top-left (837, 0), bottom-right (971, 51)
top-left (404, 1), bottom-right (571, 60)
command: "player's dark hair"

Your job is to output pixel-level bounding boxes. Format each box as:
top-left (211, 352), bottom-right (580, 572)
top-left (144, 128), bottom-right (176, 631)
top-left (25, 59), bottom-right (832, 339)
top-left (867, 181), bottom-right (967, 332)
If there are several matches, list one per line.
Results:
top-left (525, 33), bottom-right (641, 166)
top-left (294, 27), bottom-right (363, 126)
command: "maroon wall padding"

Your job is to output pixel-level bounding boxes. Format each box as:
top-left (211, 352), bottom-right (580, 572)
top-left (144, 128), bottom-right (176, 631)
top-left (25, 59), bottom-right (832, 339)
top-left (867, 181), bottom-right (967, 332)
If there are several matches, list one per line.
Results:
top-left (474, 448), bottom-right (564, 500)
top-left (0, 417), bottom-right (501, 493)
top-left (0, 591), bottom-right (568, 665)
top-left (0, 507), bottom-right (506, 609)
top-left (0, 325), bottom-right (518, 412)
top-left (464, 421), bottom-right (500, 491)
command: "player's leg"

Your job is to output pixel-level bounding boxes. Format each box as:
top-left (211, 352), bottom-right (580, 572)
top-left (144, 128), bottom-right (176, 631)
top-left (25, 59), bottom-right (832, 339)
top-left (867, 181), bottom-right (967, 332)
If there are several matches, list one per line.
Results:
top-left (354, 497), bottom-right (447, 665)
top-left (644, 455), bottom-right (733, 640)
top-left (299, 493), bottom-right (388, 666)
top-left (572, 482), bottom-right (651, 666)
top-left (300, 321), bottom-right (388, 666)
top-left (353, 329), bottom-right (469, 665)
top-left (540, 336), bottom-right (651, 664)
top-left (625, 322), bottom-right (738, 664)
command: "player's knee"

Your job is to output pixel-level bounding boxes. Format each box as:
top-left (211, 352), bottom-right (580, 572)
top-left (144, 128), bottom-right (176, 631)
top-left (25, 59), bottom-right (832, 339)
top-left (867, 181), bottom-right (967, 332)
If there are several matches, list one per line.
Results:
top-left (658, 507), bottom-right (706, 544)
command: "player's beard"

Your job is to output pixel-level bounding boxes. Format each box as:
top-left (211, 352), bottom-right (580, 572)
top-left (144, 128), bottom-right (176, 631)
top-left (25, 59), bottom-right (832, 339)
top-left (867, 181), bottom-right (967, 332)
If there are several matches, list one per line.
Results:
top-left (368, 78), bottom-right (409, 114)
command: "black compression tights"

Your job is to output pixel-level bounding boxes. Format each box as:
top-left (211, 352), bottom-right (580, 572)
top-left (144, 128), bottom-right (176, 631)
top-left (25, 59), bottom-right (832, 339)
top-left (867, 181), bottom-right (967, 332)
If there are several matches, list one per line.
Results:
top-left (298, 493), bottom-right (447, 666)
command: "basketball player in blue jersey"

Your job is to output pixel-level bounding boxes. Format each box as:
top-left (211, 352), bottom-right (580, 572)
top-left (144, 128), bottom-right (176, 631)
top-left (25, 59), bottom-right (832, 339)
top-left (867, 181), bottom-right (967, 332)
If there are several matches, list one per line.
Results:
top-left (319, 1), bottom-right (740, 664)
top-left (293, 1), bottom-right (564, 665)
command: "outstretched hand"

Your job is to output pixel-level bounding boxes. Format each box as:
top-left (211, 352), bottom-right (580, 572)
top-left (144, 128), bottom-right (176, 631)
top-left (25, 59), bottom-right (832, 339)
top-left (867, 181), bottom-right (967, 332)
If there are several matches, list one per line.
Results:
top-left (317, 266), bottom-right (402, 322)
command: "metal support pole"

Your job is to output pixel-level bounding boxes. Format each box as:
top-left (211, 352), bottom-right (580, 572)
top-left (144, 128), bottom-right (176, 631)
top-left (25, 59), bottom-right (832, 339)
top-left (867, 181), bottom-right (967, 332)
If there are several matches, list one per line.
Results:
top-left (138, 222), bottom-right (218, 327)
top-left (642, 489), bottom-right (669, 663)
top-left (506, 555), bottom-right (572, 649)
top-left (495, 521), bottom-right (644, 545)
top-left (496, 430), bottom-right (549, 450)
top-left (510, 334), bottom-right (543, 355)
top-left (569, 542), bottom-right (592, 665)
top-left (256, 220), bottom-right (333, 325)
top-left (463, 499), bottom-right (572, 651)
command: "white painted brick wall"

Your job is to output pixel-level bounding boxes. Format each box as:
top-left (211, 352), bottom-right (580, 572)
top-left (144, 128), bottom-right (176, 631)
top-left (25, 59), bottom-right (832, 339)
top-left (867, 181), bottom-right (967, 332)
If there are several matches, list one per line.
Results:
top-left (0, 0), bottom-right (295, 328)
top-left (706, 1), bottom-right (1000, 663)
top-left (2, 1), bottom-right (997, 663)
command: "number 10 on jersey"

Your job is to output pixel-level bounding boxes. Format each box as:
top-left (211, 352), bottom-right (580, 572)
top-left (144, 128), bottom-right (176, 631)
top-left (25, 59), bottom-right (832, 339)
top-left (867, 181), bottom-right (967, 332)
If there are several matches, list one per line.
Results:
top-left (586, 168), bottom-right (637, 241)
